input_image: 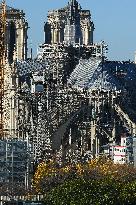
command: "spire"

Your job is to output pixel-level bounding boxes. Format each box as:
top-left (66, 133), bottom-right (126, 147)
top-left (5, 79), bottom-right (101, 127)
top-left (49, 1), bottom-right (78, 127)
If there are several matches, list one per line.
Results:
top-left (70, 0), bottom-right (77, 6)
top-left (69, 0), bottom-right (81, 13)
top-left (68, 0), bottom-right (80, 25)
top-left (71, 0), bottom-right (76, 5)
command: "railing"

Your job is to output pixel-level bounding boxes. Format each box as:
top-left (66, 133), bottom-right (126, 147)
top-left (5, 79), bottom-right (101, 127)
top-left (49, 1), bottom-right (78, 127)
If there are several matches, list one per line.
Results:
top-left (0, 195), bottom-right (45, 205)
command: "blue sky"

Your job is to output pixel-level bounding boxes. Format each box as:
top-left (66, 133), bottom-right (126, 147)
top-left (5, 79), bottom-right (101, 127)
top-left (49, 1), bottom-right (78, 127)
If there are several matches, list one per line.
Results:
top-left (6, 0), bottom-right (136, 61)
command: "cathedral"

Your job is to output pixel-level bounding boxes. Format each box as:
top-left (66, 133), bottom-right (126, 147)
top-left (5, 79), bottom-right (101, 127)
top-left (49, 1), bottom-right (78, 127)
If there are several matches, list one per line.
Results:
top-left (1, 0), bottom-right (136, 196)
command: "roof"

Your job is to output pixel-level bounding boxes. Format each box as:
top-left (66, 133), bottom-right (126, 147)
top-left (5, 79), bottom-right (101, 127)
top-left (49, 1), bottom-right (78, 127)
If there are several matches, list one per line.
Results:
top-left (68, 58), bottom-right (136, 91)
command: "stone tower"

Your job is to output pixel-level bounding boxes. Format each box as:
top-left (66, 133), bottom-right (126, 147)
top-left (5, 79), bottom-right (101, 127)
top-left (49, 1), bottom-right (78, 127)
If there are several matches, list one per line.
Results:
top-left (4, 6), bottom-right (28, 63)
top-left (0, 5), bottom-right (28, 138)
top-left (44, 0), bottom-right (94, 45)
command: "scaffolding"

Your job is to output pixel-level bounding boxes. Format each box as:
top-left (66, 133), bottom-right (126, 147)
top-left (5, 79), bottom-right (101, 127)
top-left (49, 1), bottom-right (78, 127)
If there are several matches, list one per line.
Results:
top-left (0, 139), bottom-right (33, 196)
top-left (0, 0), bottom-right (6, 138)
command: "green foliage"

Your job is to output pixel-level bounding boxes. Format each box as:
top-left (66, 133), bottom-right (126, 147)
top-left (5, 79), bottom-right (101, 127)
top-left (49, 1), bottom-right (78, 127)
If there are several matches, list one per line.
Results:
top-left (33, 158), bottom-right (136, 204)
top-left (44, 178), bottom-right (136, 205)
